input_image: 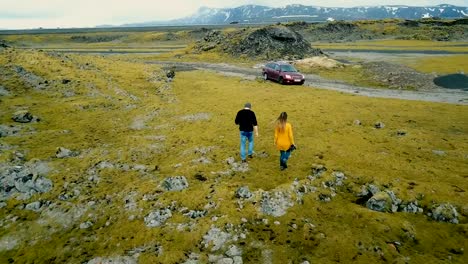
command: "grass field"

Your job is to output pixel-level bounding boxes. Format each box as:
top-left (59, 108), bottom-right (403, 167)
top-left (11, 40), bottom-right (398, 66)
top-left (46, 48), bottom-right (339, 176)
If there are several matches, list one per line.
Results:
top-left (313, 40), bottom-right (468, 52)
top-left (0, 45), bottom-right (467, 263)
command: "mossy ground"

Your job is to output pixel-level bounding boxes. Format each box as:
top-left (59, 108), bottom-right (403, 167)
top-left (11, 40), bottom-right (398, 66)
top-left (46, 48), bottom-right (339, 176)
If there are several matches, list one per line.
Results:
top-left (312, 40), bottom-right (468, 52)
top-left (397, 54), bottom-right (468, 75)
top-left (1, 24), bottom-right (468, 263)
top-left (0, 45), bottom-right (467, 263)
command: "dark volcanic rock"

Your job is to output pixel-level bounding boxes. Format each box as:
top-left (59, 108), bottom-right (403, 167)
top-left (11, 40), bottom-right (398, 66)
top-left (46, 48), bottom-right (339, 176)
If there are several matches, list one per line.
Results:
top-left (233, 26), bottom-right (322, 59)
top-left (196, 26), bottom-right (322, 60)
top-left (12, 110), bottom-right (34, 123)
top-left (364, 61), bottom-right (438, 90)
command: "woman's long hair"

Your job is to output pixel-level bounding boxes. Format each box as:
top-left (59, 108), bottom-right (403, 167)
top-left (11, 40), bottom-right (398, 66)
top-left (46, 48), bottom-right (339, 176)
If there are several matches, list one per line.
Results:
top-left (276, 112), bottom-right (288, 132)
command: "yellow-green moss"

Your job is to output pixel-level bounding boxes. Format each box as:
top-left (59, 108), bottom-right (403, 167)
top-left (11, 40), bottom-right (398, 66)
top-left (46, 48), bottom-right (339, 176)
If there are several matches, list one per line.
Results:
top-left (0, 44), bottom-right (466, 264)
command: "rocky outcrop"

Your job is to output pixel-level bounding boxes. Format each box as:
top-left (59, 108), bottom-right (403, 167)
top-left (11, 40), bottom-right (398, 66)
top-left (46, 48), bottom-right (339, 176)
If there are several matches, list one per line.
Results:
top-left (260, 191), bottom-right (294, 217)
top-left (195, 26), bottom-right (322, 60)
top-left (55, 147), bottom-right (80, 158)
top-left (162, 176), bottom-right (189, 191)
top-left (144, 209), bottom-right (172, 227)
top-left (13, 65), bottom-right (47, 90)
top-left (235, 186), bottom-right (252, 199)
top-left (364, 61), bottom-right (438, 90)
top-left (430, 203), bottom-right (459, 224)
top-left (232, 26), bottom-right (322, 59)
top-left (0, 160), bottom-right (52, 201)
top-left (12, 110), bottom-right (36, 123)
top-left (0, 125), bottom-right (21, 137)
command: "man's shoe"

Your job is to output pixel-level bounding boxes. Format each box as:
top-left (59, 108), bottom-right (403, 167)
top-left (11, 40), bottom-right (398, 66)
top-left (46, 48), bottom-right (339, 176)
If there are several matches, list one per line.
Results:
top-left (241, 159), bottom-right (247, 163)
top-left (248, 154), bottom-right (253, 159)
top-left (280, 166), bottom-right (286, 171)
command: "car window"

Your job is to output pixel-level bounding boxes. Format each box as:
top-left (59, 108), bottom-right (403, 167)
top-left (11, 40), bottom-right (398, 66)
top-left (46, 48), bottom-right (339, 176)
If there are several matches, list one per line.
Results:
top-left (274, 64), bottom-right (280, 71)
top-left (280, 65), bottom-right (297, 72)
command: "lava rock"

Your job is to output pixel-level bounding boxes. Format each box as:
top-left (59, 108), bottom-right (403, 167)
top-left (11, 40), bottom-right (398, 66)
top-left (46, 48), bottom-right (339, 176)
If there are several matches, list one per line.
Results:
top-left (430, 203), bottom-right (459, 224)
top-left (144, 209), bottom-right (172, 227)
top-left (400, 201), bottom-right (423, 214)
top-left (311, 164), bottom-right (327, 177)
top-left (12, 110), bottom-right (34, 123)
top-left (202, 227), bottom-right (232, 251)
top-left (55, 147), bottom-right (80, 158)
top-left (0, 125), bottom-right (21, 137)
top-left (25, 201), bottom-right (42, 212)
top-left (184, 210), bottom-right (207, 219)
top-left (374, 122), bottom-right (385, 129)
top-left (225, 245), bottom-right (242, 257)
top-left (366, 192), bottom-right (392, 211)
top-left (260, 191), bottom-right (294, 217)
top-left (162, 176), bottom-right (189, 191)
top-left (235, 186), bottom-right (252, 199)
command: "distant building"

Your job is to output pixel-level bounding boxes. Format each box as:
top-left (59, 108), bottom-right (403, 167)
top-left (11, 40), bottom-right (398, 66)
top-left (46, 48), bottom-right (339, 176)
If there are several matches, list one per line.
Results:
top-left (230, 21), bottom-right (239, 24)
top-left (327, 17), bottom-right (335, 22)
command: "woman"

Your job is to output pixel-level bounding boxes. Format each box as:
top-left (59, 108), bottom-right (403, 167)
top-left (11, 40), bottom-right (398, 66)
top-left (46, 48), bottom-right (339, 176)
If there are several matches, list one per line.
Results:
top-left (274, 112), bottom-right (295, 170)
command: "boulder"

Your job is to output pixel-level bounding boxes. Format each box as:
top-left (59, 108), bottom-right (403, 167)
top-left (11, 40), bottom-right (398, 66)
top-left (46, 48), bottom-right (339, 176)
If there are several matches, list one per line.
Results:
top-left (0, 161), bottom-right (52, 201)
top-left (260, 191), bottom-right (294, 217)
top-left (12, 110), bottom-right (34, 123)
top-left (400, 201), bottom-right (423, 214)
top-left (374, 122), bottom-right (385, 129)
top-left (0, 125), bottom-right (21, 137)
top-left (235, 186), bottom-right (252, 199)
top-left (202, 227), bottom-right (232, 251)
top-left (25, 201), bottom-right (42, 212)
top-left (366, 191), bottom-right (399, 212)
top-left (311, 164), bottom-right (327, 177)
top-left (144, 208), bottom-right (172, 227)
top-left (184, 210), bottom-right (207, 219)
top-left (225, 245), bottom-right (242, 257)
top-left (332, 171), bottom-right (346, 186)
top-left (431, 203), bottom-right (459, 224)
top-left (162, 176), bottom-right (189, 191)
top-left (55, 147), bottom-right (79, 158)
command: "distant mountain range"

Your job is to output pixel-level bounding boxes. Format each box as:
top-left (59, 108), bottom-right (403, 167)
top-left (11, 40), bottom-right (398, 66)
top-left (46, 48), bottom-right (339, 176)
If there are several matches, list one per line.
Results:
top-left (120, 4), bottom-right (468, 27)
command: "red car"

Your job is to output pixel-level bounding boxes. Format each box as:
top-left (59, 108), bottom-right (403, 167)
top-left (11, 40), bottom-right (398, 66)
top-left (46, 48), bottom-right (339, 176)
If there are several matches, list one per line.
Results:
top-left (262, 62), bottom-right (305, 85)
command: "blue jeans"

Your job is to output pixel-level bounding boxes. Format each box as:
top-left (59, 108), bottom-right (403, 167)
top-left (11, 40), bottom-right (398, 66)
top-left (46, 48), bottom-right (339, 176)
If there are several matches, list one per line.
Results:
top-left (280, 150), bottom-right (291, 168)
top-left (240, 131), bottom-right (254, 160)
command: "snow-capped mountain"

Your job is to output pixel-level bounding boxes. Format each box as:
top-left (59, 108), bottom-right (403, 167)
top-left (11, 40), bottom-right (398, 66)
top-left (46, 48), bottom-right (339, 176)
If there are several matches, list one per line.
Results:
top-left (124, 4), bottom-right (467, 26)
top-left (178, 4), bottom-right (467, 24)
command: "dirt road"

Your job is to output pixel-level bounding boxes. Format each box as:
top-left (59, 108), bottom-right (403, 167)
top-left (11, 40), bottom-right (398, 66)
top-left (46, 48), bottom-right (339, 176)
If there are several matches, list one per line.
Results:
top-left (147, 61), bottom-right (468, 105)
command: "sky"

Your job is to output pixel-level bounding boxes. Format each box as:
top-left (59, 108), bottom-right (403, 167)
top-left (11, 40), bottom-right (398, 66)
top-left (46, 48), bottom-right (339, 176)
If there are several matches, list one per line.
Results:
top-left (0, 0), bottom-right (467, 29)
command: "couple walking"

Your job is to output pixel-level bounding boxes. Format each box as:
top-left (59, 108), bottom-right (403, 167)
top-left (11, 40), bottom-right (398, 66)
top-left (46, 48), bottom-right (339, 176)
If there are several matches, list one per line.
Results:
top-left (235, 102), bottom-right (295, 170)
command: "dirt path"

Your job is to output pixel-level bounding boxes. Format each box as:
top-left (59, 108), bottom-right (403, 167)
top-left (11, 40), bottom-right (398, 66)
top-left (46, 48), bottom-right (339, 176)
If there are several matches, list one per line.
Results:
top-left (147, 61), bottom-right (468, 105)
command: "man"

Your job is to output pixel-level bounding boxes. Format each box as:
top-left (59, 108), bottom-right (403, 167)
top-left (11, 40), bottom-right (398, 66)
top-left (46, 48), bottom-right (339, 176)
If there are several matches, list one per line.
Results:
top-left (235, 102), bottom-right (258, 163)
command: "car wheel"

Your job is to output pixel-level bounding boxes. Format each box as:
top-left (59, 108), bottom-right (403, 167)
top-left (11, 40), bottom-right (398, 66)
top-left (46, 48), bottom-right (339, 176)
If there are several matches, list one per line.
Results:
top-left (278, 77), bottom-right (284, 85)
top-left (300, 80), bottom-right (305, 85)
top-left (263, 73), bottom-right (268, 80)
